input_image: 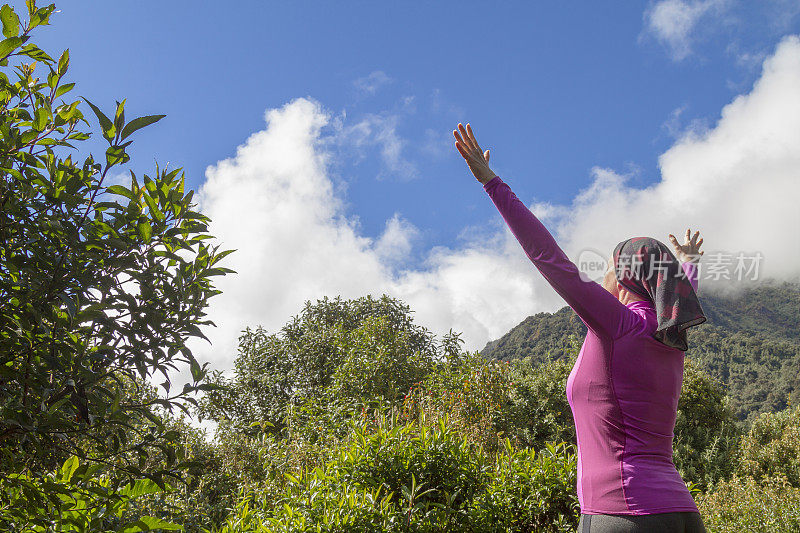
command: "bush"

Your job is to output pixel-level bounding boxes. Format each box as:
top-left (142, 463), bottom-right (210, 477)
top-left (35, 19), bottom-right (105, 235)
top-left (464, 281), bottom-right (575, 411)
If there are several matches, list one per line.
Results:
top-left (213, 419), bottom-right (579, 532)
top-left (1, 456), bottom-right (180, 532)
top-left (200, 295), bottom-right (462, 435)
top-left (501, 356), bottom-right (577, 451)
top-left (0, 0), bottom-right (230, 524)
top-left (402, 352), bottom-right (511, 452)
top-left (735, 405), bottom-right (800, 487)
top-left (697, 475), bottom-right (800, 533)
top-left (467, 441), bottom-right (578, 533)
top-left (673, 357), bottom-right (741, 491)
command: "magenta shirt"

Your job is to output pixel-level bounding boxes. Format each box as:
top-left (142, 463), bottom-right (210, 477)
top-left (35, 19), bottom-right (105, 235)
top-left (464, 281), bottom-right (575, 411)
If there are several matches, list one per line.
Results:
top-left (484, 176), bottom-right (699, 515)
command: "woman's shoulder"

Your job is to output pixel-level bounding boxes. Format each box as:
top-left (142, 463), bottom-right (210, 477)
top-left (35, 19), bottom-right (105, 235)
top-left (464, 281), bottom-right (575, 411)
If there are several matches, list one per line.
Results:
top-left (622, 301), bottom-right (658, 338)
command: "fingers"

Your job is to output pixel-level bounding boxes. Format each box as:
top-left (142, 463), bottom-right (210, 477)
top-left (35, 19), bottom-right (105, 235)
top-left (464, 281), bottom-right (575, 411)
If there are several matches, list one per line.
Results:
top-left (466, 123), bottom-right (482, 152)
top-left (696, 237), bottom-right (703, 250)
top-left (691, 230), bottom-right (700, 246)
top-left (455, 140), bottom-right (479, 163)
top-left (453, 129), bottom-right (472, 161)
top-left (454, 139), bottom-right (483, 166)
top-left (454, 128), bottom-right (477, 158)
top-left (685, 228), bottom-right (691, 244)
top-left (668, 234), bottom-right (679, 248)
top-left (459, 123), bottom-right (478, 153)
top-left (484, 149), bottom-right (490, 162)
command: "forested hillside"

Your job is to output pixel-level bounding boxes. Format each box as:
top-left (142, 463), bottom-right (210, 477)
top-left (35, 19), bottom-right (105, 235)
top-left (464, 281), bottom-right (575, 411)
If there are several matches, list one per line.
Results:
top-left (481, 281), bottom-right (800, 424)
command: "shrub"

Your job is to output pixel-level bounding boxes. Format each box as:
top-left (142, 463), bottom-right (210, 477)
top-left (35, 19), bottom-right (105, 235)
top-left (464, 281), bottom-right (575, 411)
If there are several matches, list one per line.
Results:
top-left (1, 456), bottom-right (179, 532)
top-left (735, 405), bottom-right (800, 487)
top-left (697, 475), bottom-right (800, 533)
top-left (402, 352), bottom-right (511, 452)
top-left (673, 357), bottom-right (741, 491)
top-left (200, 295), bottom-right (462, 436)
top-left (0, 0), bottom-right (230, 523)
top-left (213, 419), bottom-right (579, 532)
top-left (467, 441), bottom-right (579, 533)
top-left (501, 356), bottom-right (576, 451)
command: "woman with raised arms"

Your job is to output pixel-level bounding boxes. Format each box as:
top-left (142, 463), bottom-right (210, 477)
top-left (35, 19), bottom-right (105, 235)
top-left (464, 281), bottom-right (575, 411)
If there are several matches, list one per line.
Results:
top-left (454, 123), bottom-right (707, 533)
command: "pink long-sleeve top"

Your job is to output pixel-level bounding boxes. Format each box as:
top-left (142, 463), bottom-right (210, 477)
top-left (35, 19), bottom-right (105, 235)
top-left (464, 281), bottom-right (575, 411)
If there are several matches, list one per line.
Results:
top-left (484, 176), bottom-right (698, 515)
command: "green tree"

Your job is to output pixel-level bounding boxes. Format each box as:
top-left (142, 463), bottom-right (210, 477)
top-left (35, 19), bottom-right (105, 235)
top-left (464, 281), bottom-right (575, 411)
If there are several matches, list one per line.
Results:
top-left (501, 356), bottom-right (576, 451)
top-left (0, 1), bottom-right (230, 525)
top-left (672, 357), bottom-right (740, 491)
top-left (201, 295), bottom-right (460, 435)
top-left (735, 405), bottom-right (800, 487)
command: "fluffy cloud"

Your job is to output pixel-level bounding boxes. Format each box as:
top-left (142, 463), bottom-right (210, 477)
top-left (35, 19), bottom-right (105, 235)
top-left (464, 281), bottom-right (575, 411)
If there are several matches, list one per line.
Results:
top-left (552, 36), bottom-right (800, 283)
top-left (644, 0), bottom-right (728, 61)
top-left (195, 36), bottom-right (800, 373)
top-left (195, 97), bottom-right (557, 367)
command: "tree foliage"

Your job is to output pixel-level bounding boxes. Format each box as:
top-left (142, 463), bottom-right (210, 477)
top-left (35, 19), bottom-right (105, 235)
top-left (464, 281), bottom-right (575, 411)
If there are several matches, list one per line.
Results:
top-left (200, 295), bottom-right (464, 435)
top-left (0, 0), bottom-right (230, 525)
top-left (213, 420), bottom-right (579, 533)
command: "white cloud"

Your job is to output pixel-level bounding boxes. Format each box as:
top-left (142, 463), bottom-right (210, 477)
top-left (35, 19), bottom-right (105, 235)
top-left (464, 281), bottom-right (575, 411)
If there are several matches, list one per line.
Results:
top-left (644, 0), bottom-right (728, 61)
top-left (194, 36), bottom-right (800, 376)
top-left (334, 111), bottom-right (418, 180)
top-left (194, 97), bottom-right (560, 369)
top-left (353, 70), bottom-right (392, 95)
top-left (374, 213), bottom-right (420, 265)
top-left (551, 35), bottom-right (800, 283)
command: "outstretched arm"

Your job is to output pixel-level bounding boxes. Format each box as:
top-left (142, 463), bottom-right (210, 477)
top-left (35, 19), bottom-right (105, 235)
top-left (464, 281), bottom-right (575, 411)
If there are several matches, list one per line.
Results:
top-left (454, 123), bottom-right (633, 338)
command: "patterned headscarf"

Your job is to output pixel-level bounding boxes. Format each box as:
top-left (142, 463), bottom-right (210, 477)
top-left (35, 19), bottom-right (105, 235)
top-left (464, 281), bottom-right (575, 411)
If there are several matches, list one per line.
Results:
top-left (613, 237), bottom-right (706, 351)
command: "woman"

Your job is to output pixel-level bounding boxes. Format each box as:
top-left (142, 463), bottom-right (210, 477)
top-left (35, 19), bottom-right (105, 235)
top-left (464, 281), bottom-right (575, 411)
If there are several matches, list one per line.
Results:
top-left (453, 123), bottom-right (708, 533)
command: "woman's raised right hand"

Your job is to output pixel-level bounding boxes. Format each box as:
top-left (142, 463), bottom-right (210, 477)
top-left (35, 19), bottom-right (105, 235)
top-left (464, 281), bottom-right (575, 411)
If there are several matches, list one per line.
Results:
top-left (453, 123), bottom-right (497, 185)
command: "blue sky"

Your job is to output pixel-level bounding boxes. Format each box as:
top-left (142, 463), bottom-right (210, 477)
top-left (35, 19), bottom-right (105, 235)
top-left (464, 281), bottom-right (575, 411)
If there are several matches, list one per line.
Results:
top-left (33, 1), bottom-right (797, 242)
top-left (23, 1), bottom-right (800, 358)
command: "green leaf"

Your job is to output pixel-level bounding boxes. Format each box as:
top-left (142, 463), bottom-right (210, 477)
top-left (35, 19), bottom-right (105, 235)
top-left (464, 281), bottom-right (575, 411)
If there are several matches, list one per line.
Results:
top-left (67, 131), bottom-right (90, 140)
top-left (143, 193), bottom-right (164, 221)
top-left (189, 358), bottom-right (204, 381)
top-left (57, 48), bottom-right (68, 74)
top-left (33, 106), bottom-right (48, 130)
top-left (114, 98), bottom-right (126, 132)
top-left (54, 82), bottom-right (74, 99)
top-left (106, 184), bottom-right (136, 201)
top-left (19, 43), bottom-right (52, 62)
top-left (120, 114), bottom-right (166, 140)
top-left (0, 36), bottom-right (22, 59)
top-left (106, 145), bottom-right (129, 166)
top-left (138, 219), bottom-right (152, 241)
top-left (0, 6), bottom-right (20, 38)
top-left (29, 4), bottom-right (55, 28)
top-left (59, 456), bottom-right (80, 483)
top-left (119, 479), bottom-right (162, 499)
top-left (58, 293), bottom-right (77, 319)
top-left (120, 517), bottom-right (181, 533)
top-left (81, 97), bottom-right (115, 140)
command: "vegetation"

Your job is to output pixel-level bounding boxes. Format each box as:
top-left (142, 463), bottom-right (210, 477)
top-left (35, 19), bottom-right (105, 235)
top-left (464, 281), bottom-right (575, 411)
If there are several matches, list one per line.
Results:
top-left (2, 2), bottom-right (798, 531)
top-left (0, 1), bottom-right (230, 529)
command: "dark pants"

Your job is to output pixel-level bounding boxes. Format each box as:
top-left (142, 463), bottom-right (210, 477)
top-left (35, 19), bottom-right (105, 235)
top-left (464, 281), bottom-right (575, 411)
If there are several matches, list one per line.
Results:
top-left (578, 512), bottom-right (707, 533)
